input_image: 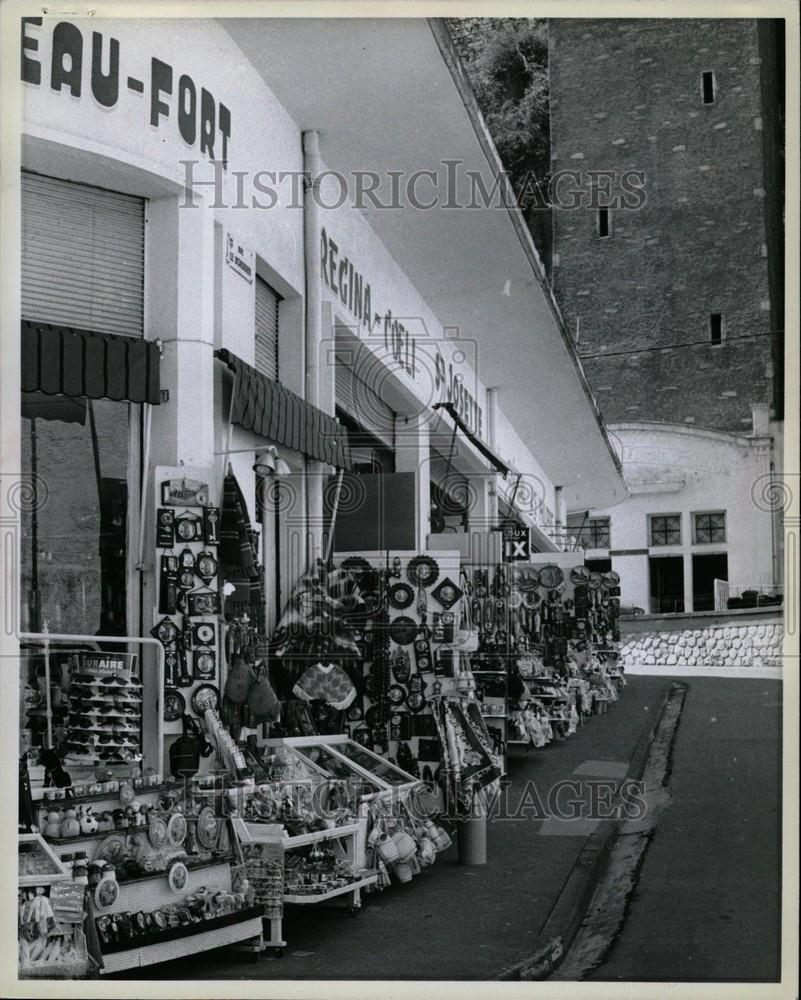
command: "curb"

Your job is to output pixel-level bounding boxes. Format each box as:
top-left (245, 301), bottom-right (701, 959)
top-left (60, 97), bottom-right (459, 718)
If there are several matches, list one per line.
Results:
top-left (498, 680), bottom-right (677, 982)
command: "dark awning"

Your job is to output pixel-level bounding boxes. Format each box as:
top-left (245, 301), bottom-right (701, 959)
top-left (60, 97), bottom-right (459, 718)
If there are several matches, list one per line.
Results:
top-left (433, 402), bottom-right (512, 476)
top-left (216, 348), bottom-right (352, 470)
top-left (21, 319), bottom-right (161, 405)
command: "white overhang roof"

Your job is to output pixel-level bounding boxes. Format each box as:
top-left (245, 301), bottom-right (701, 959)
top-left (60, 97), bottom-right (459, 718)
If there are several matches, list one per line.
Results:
top-left (221, 16), bottom-right (627, 511)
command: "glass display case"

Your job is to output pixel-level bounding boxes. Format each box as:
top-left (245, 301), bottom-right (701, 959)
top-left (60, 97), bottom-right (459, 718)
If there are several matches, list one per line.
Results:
top-left (18, 834), bottom-right (72, 887)
top-left (263, 735), bottom-right (419, 796)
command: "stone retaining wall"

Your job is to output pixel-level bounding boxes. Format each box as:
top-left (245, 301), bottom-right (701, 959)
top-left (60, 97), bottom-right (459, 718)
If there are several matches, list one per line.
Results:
top-left (621, 620), bottom-right (783, 669)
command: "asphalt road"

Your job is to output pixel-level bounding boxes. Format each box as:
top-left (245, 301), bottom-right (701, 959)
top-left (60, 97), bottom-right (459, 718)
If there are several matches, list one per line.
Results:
top-left (130, 675), bottom-right (671, 981)
top-left (589, 675), bottom-right (782, 983)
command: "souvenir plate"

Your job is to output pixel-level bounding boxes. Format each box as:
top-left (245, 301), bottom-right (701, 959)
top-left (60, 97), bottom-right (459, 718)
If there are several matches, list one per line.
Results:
top-left (166, 812), bottom-right (187, 847)
top-left (570, 565), bottom-right (592, 586)
top-left (148, 814), bottom-right (169, 849)
top-left (388, 684), bottom-right (407, 706)
top-left (95, 834), bottom-right (127, 867)
top-left (195, 806), bottom-right (219, 850)
top-left (388, 582), bottom-right (415, 610)
top-left (406, 555), bottom-right (440, 588)
top-left (389, 616), bottom-right (418, 646)
top-left (538, 564), bottom-right (564, 590)
top-left (602, 570), bottom-right (621, 588)
top-left (193, 622), bottom-right (216, 645)
top-left (94, 878), bottom-right (119, 911)
top-left (168, 861), bottom-right (189, 894)
top-left (163, 689), bottom-right (186, 722)
top-left (151, 617), bottom-right (179, 645)
top-left (523, 589), bottom-right (542, 609)
top-left (191, 683), bottom-right (219, 715)
top-left (406, 691), bottom-right (426, 712)
top-left (431, 577), bottom-right (463, 610)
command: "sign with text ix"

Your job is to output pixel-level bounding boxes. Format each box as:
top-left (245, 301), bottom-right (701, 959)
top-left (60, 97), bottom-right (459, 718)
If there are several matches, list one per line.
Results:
top-left (503, 522), bottom-right (530, 562)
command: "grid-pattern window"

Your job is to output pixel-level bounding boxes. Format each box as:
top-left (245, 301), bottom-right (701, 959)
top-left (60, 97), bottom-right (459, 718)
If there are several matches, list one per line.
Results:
top-left (650, 514), bottom-right (681, 547)
top-left (693, 511), bottom-right (726, 544)
top-left (568, 517), bottom-right (610, 549)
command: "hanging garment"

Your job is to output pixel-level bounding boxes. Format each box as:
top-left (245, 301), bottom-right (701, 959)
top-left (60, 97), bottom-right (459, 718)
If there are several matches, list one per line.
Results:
top-left (292, 661), bottom-right (357, 710)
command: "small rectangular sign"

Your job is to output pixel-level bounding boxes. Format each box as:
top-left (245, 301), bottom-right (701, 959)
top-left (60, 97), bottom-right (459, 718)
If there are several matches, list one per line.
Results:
top-left (502, 522), bottom-right (530, 561)
top-left (226, 232), bottom-right (254, 283)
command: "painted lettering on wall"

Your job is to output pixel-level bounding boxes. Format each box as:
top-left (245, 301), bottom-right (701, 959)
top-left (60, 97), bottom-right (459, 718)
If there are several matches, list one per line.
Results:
top-left (21, 18), bottom-right (231, 166)
top-left (320, 227), bottom-right (416, 378)
top-left (433, 351), bottom-right (483, 440)
top-left (319, 227), bottom-right (484, 440)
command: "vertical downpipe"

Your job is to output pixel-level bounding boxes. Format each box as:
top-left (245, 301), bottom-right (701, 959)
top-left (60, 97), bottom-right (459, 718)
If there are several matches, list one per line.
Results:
top-left (303, 131), bottom-right (324, 569)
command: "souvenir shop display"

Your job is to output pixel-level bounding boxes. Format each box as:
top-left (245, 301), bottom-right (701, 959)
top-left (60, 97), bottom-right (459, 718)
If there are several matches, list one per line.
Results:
top-left (21, 766), bottom-right (265, 975)
top-left (152, 468), bottom-right (223, 738)
top-left (18, 837), bottom-right (91, 979)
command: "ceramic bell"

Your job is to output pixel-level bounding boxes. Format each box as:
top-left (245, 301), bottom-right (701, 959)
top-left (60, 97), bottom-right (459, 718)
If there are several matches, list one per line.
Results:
top-left (44, 810), bottom-right (63, 839)
top-left (59, 808), bottom-right (80, 838)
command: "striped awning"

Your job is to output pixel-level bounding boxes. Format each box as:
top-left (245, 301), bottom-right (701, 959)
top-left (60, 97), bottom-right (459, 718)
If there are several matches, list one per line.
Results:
top-left (21, 319), bottom-right (161, 405)
top-left (216, 349), bottom-right (351, 470)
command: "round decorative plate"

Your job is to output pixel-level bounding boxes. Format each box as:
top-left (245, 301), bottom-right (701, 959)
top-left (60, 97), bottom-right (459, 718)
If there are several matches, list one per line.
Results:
top-left (388, 582), bottom-right (414, 610)
top-left (388, 684), bottom-right (407, 706)
top-left (148, 814), bottom-right (169, 850)
top-left (163, 689), bottom-right (186, 722)
top-left (406, 691), bottom-right (426, 712)
top-left (119, 782), bottom-right (135, 806)
top-left (538, 564), bottom-right (564, 590)
top-left (94, 878), bottom-right (119, 911)
top-left (168, 861), bottom-right (189, 894)
top-left (508, 590), bottom-right (524, 609)
top-left (570, 565), bottom-right (592, 586)
top-left (602, 570), bottom-right (621, 588)
top-left (406, 555), bottom-right (440, 588)
top-left (166, 812), bottom-right (187, 847)
top-left (346, 701), bottom-right (364, 722)
top-left (364, 706), bottom-right (379, 728)
top-left (389, 616), bottom-right (418, 646)
top-left (195, 806), bottom-right (219, 850)
top-left (95, 834), bottom-right (127, 867)
top-left (191, 684), bottom-right (219, 715)
top-left (364, 674), bottom-right (376, 698)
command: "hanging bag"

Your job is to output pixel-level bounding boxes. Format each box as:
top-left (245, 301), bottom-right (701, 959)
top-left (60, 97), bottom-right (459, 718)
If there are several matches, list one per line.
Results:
top-left (169, 715), bottom-right (204, 779)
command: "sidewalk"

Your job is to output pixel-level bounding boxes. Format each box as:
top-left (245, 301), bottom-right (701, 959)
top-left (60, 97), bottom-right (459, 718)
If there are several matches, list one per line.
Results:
top-left (130, 675), bottom-right (670, 981)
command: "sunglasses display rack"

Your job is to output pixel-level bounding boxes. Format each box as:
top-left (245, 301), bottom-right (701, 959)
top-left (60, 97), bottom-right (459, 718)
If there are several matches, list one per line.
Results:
top-left (63, 670), bottom-right (143, 769)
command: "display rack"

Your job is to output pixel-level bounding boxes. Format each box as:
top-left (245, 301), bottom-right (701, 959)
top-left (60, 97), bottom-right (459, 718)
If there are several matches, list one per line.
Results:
top-left (232, 816), bottom-right (376, 953)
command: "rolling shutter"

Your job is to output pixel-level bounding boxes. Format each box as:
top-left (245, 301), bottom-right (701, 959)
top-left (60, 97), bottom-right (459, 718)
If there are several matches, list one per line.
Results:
top-left (335, 362), bottom-right (395, 450)
top-left (255, 275), bottom-right (280, 381)
top-left (21, 172), bottom-right (144, 338)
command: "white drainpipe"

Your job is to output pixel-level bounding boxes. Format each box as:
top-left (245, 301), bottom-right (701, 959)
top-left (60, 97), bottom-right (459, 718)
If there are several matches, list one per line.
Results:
top-left (303, 130), bottom-right (324, 568)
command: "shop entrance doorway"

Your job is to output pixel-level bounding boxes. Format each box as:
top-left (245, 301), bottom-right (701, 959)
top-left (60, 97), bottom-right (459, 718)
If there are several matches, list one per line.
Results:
top-left (692, 552), bottom-right (728, 611)
top-left (649, 556), bottom-right (685, 613)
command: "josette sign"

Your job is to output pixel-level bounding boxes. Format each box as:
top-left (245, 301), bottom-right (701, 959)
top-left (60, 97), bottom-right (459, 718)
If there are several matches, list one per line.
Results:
top-left (21, 18), bottom-right (232, 165)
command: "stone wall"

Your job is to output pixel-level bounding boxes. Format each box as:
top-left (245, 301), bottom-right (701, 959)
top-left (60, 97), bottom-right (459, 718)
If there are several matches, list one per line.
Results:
top-left (548, 17), bottom-right (777, 432)
top-left (621, 619), bottom-right (783, 668)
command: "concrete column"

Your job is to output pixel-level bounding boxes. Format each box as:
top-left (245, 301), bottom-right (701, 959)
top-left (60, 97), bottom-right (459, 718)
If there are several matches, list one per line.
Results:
top-left (682, 545), bottom-right (693, 613)
top-left (394, 413), bottom-right (430, 549)
top-left (146, 195), bottom-right (216, 468)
